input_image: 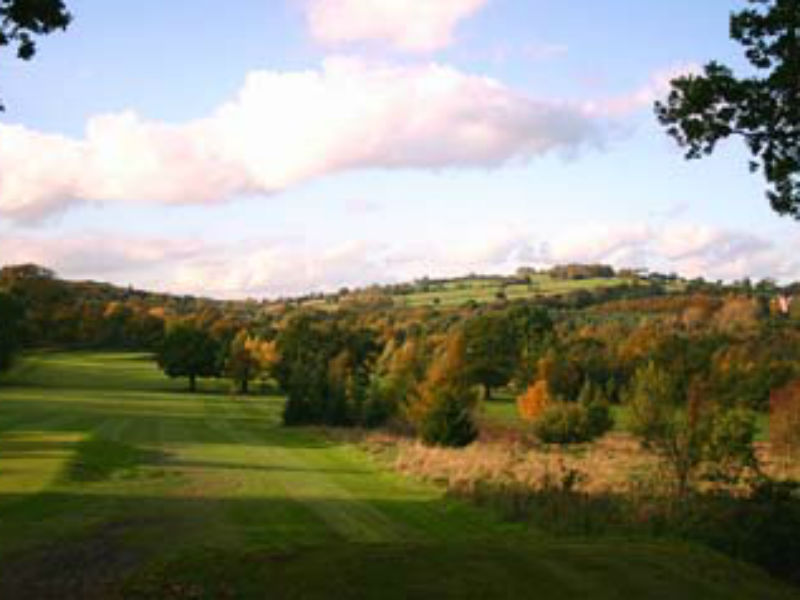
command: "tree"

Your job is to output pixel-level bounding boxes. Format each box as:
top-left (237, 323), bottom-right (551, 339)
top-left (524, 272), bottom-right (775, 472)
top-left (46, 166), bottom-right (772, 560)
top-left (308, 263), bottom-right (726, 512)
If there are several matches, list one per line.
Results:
top-left (225, 330), bottom-right (261, 394)
top-left (0, 0), bottom-right (72, 110)
top-left (625, 362), bottom-right (702, 497)
top-left (157, 322), bottom-right (220, 392)
top-left (0, 291), bottom-right (23, 372)
top-left (412, 331), bottom-right (478, 447)
top-left (625, 363), bottom-right (759, 496)
top-left (655, 0), bottom-right (800, 217)
top-left (462, 312), bottom-right (520, 400)
top-left (508, 304), bottom-right (553, 385)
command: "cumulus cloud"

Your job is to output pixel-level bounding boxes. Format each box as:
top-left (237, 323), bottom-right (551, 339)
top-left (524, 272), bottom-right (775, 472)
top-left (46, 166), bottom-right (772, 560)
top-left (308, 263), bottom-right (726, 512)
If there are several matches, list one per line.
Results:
top-left (2, 223), bottom-right (797, 298)
top-left (0, 57), bottom-right (612, 222)
top-left (304, 0), bottom-right (489, 52)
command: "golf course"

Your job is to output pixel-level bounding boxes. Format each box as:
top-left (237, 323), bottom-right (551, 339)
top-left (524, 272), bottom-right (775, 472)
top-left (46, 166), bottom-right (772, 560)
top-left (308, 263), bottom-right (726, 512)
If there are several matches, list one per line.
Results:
top-left (0, 352), bottom-right (796, 599)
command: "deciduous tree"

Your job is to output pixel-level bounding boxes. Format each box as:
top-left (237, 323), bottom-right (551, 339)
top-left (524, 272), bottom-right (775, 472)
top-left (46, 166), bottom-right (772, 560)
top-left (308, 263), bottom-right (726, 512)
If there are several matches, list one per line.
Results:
top-left (0, 0), bottom-right (71, 109)
top-left (0, 291), bottom-right (23, 372)
top-left (656, 0), bottom-right (800, 217)
top-left (157, 322), bottom-right (220, 392)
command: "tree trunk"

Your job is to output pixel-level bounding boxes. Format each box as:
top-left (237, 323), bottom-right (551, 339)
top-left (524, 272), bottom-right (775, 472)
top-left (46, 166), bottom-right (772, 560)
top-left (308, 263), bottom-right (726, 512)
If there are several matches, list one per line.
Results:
top-left (484, 383), bottom-right (492, 401)
top-left (239, 377), bottom-right (249, 395)
top-left (189, 373), bottom-right (196, 392)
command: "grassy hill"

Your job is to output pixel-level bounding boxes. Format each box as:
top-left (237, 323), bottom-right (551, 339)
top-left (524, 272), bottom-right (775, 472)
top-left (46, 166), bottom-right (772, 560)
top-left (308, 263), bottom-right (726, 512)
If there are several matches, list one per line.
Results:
top-left (0, 352), bottom-right (796, 598)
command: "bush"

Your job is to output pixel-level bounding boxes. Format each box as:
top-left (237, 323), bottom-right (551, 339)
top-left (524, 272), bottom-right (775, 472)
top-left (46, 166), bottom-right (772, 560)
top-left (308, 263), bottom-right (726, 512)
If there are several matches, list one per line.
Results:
top-left (530, 380), bottom-right (614, 445)
top-left (534, 403), bottom-right (594, 444)
top-left (577, 380), bottom-right (614, 438)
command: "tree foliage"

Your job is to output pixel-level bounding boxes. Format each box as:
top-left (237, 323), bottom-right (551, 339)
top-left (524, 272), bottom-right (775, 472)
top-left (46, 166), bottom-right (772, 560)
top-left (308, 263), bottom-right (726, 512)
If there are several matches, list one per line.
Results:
top-left (0, 291), bottom-right (23, 371)
top-left (413, 331), bottom-right (478, 447)
top-left (0, 0), bottom-right (71, 109)
top-left (655, 0), bottom-right (800, 217)
top-left (225, 330), bottom-right (262, 394)
top-left (275, 312), bottom-right (382, 427)
top-left (462, 312), bottom-right (520, 400)
top-left (157, 322), bottom-right (221, 392)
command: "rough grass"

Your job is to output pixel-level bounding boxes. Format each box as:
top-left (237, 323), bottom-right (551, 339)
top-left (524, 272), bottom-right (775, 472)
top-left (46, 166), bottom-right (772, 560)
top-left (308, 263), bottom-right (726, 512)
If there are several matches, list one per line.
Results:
top-left (0, 352), bottom-right (796, 599)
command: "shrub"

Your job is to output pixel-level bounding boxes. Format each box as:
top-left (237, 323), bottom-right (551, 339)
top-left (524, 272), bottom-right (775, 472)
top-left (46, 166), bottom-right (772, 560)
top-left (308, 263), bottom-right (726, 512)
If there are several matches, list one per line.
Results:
top-left (577, 380), bottom-right (614, 438)
top-left (533, 403), bottom-right (592, 444)
top-left (533, 403), bottom-right (584, 444)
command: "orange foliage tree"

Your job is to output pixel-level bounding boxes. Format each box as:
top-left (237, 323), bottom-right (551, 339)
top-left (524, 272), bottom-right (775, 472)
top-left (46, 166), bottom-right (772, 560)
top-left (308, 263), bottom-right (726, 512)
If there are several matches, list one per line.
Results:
top-left (516, 380), bottom-right (551, 422)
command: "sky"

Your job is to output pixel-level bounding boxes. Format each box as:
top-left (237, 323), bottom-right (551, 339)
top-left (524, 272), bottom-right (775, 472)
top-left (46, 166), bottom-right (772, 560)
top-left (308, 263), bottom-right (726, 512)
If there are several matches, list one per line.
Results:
top-left (1, 0), bottom-right (798, 298)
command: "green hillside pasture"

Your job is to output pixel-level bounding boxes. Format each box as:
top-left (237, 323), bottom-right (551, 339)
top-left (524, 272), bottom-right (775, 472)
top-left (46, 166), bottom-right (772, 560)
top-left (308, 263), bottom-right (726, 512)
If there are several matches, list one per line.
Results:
top-left (400, 275), bottom-right (632, 307)
top-left (0, 352), bottom-right (795, 598)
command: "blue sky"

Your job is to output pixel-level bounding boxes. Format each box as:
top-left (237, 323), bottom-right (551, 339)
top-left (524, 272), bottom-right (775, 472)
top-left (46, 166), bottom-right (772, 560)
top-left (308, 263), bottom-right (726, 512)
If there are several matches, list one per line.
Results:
top-left (1, 0), bottom-right (797, 297)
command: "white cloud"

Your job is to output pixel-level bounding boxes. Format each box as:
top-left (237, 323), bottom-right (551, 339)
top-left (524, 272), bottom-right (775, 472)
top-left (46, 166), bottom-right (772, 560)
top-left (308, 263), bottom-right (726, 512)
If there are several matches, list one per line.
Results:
top-left (1, 223), bottom-right (797, 299)
top-left (582, 64), bottom-right (700, 118)
top-left (0, 57), bottom-right (609, 222)
top-left (304, 0), bottom-right (489, 52)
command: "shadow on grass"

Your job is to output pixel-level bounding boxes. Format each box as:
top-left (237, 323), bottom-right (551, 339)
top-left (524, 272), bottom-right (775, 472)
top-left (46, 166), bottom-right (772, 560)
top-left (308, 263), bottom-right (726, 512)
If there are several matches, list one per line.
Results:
top-left (63, 436), bottom-right (171, 483)
top-left (450, 479), bottom-right (800, 588)
top-left (0, 492), bottom-right (795, 600)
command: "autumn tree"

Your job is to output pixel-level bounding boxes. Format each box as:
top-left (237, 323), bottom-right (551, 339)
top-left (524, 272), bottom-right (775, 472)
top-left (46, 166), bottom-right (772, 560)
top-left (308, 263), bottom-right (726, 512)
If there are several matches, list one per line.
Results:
top-left (157, 322), bottom-right (221, 392)
top-left (225, 330), bottom-right (261, 394)
top-left (412, 331), bottom-right (478, 447)
top-left (656, 0), bottom-right (800, 217)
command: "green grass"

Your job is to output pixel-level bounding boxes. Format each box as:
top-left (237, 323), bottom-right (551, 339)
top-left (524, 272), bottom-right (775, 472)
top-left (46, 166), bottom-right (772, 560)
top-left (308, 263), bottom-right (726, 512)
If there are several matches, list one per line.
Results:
top-left (398, 275), bottom-right (633, 307)
top-left (0, 352), bottom-right (795, 598)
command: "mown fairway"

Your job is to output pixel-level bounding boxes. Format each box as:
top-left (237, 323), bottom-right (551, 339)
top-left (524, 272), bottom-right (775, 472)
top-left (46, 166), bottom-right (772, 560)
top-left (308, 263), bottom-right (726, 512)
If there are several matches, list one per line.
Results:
top-left (0, 353), bottom-right (796, 599)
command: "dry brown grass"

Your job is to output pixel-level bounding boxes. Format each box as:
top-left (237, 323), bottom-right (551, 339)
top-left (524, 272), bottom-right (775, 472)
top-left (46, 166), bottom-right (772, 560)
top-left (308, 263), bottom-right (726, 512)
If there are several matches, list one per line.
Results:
top-left (348, 429), bottom-right (799, 498)
top-left (359, 431), bottom-right (657, 495)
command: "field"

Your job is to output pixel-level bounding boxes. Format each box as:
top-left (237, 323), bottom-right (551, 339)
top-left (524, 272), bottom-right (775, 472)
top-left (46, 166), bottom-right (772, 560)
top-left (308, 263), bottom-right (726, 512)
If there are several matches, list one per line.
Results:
top-left (397, 275), bottom-right (633, 307)
top-left (0, 352), bottom-right (796, 599)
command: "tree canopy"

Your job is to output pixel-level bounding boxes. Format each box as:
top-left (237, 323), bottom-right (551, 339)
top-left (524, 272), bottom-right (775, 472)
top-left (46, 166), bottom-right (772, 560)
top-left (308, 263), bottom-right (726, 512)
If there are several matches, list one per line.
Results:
top-left (0, 0), bottom-right (71, 109)
top-left (655, 0), bottom-right (800, 217)
top-left (0, 291), bottom-right (23, 371)
top-left (156, 322), bottom-right (221, 392)
top-left (462, 312), bottom-right (521, 400)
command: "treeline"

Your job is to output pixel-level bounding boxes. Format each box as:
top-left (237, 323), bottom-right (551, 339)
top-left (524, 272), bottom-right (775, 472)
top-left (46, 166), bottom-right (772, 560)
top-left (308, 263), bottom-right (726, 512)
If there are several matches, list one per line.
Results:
top-left (3, 263), bottom-right (800, 450)
top-left (0, 263), bottom-right (271, 351)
